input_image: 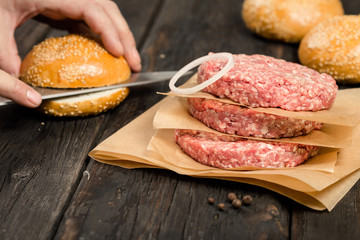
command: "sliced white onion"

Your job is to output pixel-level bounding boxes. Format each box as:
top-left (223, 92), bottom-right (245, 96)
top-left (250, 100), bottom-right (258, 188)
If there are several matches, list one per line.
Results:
top-left (169, 52), bottom-right (235, 94)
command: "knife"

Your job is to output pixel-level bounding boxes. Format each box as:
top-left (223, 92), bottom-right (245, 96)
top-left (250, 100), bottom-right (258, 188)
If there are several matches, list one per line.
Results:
top-left (0, 71), bottom-right (190, 106)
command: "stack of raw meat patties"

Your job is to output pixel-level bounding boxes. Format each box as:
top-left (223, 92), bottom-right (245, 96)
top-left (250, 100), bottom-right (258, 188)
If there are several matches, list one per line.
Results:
top-left (175, 54), bottom-right (338, 169)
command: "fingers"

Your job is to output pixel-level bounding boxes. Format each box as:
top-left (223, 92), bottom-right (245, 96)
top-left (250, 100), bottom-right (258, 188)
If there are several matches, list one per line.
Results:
top-left (102, 2), bottom-right (142, 72)
top-left (0, 19), bottom-right (22, 75)
top-left (42, 0), bottom-right (142, 72)
top-left (82, 3), bottom-right (125, 55)
top-left (79, 0), bottom-right (142, 72)
top-left (0, 45), bottom-right (22, 76)
top-left (0, 70), bottom-right (42, 108)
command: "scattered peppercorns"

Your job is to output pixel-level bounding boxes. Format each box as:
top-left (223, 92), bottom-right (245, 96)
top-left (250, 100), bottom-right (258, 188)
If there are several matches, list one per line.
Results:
top-left (218, 203), bottom-right (226, 211)
top-left (227, 192), bottom-right (237, 202)
top-left (232, 199), bottom-right (242, 208)
top-left (242, 195), bottom-right (253, 205)
top-left (208, 193), bottom-right (253, 211)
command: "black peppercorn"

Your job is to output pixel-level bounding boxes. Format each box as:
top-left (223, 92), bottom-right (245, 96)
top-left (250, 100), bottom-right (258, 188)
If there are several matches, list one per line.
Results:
top-left (242, 195), bottom-right (253, 205)
top-left (227, 192), bottom-right (237, 202)
top-left (218, 203), bottom-right (225, 211)
top-left (232, 199), bottom-right (242, 208)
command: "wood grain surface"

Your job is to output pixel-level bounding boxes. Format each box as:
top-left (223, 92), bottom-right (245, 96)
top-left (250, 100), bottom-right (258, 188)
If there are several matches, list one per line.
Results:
top-left (0, 0), bottom-right (359, 239)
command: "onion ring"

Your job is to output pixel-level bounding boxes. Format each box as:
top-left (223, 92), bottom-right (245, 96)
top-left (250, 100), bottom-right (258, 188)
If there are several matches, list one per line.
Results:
top-left (169, 52), bottom-right (235, 94)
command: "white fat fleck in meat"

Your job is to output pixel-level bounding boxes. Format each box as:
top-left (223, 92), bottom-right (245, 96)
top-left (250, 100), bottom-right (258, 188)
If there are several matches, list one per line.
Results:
top-left (260, 126), bottom-right (269, 135)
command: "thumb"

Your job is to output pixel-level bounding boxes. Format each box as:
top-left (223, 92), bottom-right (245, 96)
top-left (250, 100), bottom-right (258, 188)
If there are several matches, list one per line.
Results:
top-left (0, 70), bottom-right (42, 108)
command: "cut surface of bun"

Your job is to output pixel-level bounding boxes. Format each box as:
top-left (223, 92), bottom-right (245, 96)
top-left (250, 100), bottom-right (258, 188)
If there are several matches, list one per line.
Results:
top-left (299, 15), bottom-right (360, 83)
top-left (20, 34), bottom-right (131, 88)
top-left (241, 0), bottom-right (344, 43)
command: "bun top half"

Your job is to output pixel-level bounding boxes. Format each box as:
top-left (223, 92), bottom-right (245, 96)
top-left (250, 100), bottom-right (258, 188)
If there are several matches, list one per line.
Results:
top-left (20, 34), bottom-right (131, 88)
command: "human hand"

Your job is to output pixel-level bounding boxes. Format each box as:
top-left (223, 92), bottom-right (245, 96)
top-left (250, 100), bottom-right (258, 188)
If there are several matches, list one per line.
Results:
top-left (0, 0), bottom-right (141, 75)
top-left (0, 0), bottom-right (141, 107)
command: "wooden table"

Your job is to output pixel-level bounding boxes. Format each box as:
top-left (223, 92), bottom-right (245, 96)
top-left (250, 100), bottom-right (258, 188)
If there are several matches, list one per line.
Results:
top-left (1, 0), bottom-right (360, 239)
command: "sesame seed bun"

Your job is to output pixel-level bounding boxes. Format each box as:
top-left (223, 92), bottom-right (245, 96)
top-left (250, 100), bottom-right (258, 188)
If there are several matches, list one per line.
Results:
top-left (298, 15), bottom-right (360, 84)
top-left (241, 0), bottom-right (344, 43)
top-left (20, 34), bottom-right (131, 88)
top-left (20, 34), bottom-right (132, 116)
top-left (39, 88), bottom-right (129, 117)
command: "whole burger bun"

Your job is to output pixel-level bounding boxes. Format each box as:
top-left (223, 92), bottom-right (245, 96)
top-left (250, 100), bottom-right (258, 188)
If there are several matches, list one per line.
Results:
top-left (20, 34), bottom-right (131, 117)
top-left (241, 0), bottom-right (344, 43)
top-left (299, 15), bottom-right (360, 84)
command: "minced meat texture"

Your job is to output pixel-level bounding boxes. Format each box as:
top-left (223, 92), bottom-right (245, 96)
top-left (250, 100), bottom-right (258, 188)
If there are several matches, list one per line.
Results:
top-left (197, 54), bottom-right (337, 111)
top-left (175, 129), bottom-right (320, 169)
top-left (188, 98), bottom-right (322, 138)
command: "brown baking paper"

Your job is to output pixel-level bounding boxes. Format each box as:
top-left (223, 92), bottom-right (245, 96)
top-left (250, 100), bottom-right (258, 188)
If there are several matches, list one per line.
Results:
top-left (153, 96), bottom-right (353, 149)
top-left (89, 96), bottom-right (360, 211)
top-left (160, 75), bottom-right (360, 126)
top-left (148, 129), bottom-right (346, 192)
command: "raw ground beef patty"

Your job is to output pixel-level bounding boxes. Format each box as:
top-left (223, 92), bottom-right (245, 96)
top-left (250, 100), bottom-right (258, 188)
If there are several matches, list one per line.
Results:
top-left (175, 129), bottom-right (320, 169)
top-left (188, 98), bottom-right (322, 139)
top-left (197, 54), bottom-right (338, 111)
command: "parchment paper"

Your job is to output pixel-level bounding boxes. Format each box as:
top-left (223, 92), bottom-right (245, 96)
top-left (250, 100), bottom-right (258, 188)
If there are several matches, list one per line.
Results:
top-left (89, 93), bottom-right (360, 211)
top-left (153, 96), bottom-right (353, 148)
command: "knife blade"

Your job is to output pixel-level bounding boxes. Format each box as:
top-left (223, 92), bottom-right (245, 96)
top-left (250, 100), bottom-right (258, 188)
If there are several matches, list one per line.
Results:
top-left (0, 71), bottom-right (190, 106)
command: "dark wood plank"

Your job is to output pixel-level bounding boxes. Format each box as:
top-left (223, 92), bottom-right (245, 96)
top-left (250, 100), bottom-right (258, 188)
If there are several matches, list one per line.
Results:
top-left (0, 107), bottom-right (109, 240)
top-left (55, 0), bottom-right (294, 239)
top-left (291, 180), bottom-right (360, 240)
top-left (140, 0), bottom-right (299, 72)
top-left (341, 1), bottom-right (360, 15)
top-left (56, 163), bottom-right (290, 239)
top-left (117, 0), bottom-right (164, 48)
top-left (0, 1), bottom-right (161, 239)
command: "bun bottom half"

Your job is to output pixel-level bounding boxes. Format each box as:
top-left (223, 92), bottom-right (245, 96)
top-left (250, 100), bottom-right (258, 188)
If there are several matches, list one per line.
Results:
top-left (38, 88), bottom-right (129, 117)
